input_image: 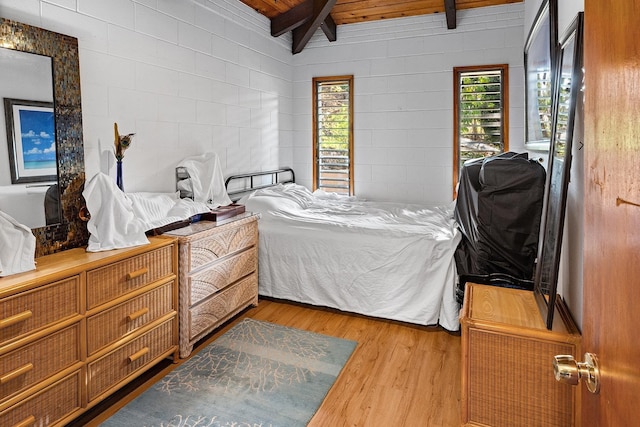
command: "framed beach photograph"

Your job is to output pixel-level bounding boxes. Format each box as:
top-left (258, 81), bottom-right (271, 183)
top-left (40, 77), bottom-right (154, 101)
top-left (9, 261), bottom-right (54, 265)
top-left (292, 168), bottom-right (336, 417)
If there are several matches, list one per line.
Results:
top-left (4, 98), bottom-right (57, 184)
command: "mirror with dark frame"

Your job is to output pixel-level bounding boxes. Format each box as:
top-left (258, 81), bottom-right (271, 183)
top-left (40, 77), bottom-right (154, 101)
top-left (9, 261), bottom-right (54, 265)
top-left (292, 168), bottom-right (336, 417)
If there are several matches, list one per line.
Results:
top-left (533, 12), bottom-right (584, 329)
top-left (0, 18), bottom-right (88, 256)
top-left (524, 0), bottom-right (558, 151)
top-left (1, 47), bottom-right (57, 228)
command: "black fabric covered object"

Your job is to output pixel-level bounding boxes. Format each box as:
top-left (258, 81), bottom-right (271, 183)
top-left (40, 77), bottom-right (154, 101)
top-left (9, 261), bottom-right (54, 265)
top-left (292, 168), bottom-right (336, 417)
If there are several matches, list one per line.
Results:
top-left (454, 152), bottom-right (546, 281)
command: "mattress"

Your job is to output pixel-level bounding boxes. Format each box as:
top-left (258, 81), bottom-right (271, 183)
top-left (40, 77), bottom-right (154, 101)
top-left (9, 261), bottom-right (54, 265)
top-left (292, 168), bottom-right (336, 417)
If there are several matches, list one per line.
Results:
top-left (240, 184), bottom-right (462, 331)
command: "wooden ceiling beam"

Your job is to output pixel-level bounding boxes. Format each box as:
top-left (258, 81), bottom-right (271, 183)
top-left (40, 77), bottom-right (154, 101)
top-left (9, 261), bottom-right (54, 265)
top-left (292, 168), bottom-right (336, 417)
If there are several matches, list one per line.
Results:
top-left (320, 12), bottom-right (337, 41)
top-left (271, 0), bottom-right (337, 51)
top-left (445, 0), bottom-right (457, 29)
top-left (271, 0), bottom-right (313, 37)
top-left (243, 0), bottom-right (524, 26)
top-left (292, 0), bottom-right (337, 54)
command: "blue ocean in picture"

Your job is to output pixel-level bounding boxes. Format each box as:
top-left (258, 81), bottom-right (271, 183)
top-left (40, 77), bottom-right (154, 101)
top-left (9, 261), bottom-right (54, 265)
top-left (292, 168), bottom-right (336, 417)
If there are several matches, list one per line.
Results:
top-left (24, 160), bottom-right (57, 169)
top-left (19, 108), bottom-right (56, 169)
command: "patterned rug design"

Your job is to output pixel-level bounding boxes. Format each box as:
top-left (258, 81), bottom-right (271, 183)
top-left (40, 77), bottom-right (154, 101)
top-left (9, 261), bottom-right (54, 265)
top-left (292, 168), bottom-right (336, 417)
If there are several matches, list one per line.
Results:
top-left (101, 318), bottom-right (357, 427)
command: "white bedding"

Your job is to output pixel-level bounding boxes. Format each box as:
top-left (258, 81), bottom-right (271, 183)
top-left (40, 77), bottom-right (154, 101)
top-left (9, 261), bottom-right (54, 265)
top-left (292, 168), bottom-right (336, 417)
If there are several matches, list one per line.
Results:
top-left (240, 184), bottom-right (462, 331)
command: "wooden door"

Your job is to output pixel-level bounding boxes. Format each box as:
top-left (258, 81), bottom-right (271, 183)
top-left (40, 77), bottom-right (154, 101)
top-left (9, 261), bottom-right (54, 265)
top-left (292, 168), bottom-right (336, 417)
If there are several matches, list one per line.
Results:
top-left (581, 1), bottom-right (640, 424)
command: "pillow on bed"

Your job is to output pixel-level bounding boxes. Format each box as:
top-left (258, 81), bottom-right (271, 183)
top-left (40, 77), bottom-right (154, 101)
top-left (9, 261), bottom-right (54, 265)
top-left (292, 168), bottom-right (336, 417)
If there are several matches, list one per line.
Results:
top-left (271, 183), bottom-right (314, 207)
top-left (239, 183), bottom-right (314, 210)
top-left (242, 190), bottom-right (303, 214)
top-left (312, 188), bottom-right (358, 201)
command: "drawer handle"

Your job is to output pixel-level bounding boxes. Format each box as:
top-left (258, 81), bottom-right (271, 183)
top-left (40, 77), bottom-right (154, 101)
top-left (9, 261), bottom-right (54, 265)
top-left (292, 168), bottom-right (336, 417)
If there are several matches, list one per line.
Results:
top-left (128, 347), bottom-right (150, 363)
top-left (1, 363), bottom-right (34, 384)
top-left (126, 267), bottom-right (149, 280)
top-left (12, 416), bottom-right (35, 427)
top-left (0, 310), bottom-right (33, 329)
top-left (127, 307), bottom-right (150, 322)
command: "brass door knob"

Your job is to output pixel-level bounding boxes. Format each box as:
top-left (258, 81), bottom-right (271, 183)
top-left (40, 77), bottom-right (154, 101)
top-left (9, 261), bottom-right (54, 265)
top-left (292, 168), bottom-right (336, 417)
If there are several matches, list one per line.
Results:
top-left (553, 353), bottom-right (600, 394)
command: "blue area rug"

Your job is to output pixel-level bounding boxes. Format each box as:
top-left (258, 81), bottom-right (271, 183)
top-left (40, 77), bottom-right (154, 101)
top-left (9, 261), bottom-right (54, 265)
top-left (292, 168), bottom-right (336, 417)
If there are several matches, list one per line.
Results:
top-left (101, 319), bottom-right (357, 427)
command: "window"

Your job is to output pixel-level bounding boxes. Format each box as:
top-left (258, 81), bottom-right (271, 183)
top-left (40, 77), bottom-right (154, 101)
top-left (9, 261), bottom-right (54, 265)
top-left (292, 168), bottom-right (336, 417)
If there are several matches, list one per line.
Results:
top-left (453, 64), bottom-right (509, 194)
top-left (312, 75), bottom-right (354, 195)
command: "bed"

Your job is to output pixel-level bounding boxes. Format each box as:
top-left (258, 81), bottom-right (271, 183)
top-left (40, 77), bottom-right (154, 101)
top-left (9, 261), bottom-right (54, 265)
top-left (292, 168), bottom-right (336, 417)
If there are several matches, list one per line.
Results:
top-left (226, 169), bottom-right (462, 331)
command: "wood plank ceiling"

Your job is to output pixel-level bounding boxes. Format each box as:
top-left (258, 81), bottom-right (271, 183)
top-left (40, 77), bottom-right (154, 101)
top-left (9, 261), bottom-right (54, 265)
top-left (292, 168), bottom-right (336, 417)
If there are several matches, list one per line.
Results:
top-left (238, 0), bottom-right (523, 53)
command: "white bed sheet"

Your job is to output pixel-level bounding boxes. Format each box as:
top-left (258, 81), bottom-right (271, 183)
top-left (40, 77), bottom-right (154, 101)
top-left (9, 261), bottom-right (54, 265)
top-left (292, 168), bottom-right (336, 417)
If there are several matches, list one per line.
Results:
top-left (241, 184), bottom-right (462, 331)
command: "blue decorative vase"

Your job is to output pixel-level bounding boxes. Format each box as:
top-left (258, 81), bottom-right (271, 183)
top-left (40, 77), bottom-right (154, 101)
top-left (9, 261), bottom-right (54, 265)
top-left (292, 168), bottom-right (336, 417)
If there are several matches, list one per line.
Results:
top-left (116, 160), bottom-right (124, 191)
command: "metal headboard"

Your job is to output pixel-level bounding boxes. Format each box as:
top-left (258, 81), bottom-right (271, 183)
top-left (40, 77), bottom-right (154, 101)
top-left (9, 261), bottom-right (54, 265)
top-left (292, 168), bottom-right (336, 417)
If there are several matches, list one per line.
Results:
top-left (225, 167), bottom-right (295, 202)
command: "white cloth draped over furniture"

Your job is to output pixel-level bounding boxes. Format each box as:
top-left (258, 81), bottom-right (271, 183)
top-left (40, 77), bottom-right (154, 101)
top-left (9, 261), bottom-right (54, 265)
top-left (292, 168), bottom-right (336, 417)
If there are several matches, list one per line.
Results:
top-left (0, 210), bottom-right (36, 276)
top-left (83, 172), bottom-right (150, 251)
top-left (83, 152), bottom-right (231, 252)
top-left (240, 184), bottom-right (462, 331)
top-left (176, 152), bottom-right (232, 207)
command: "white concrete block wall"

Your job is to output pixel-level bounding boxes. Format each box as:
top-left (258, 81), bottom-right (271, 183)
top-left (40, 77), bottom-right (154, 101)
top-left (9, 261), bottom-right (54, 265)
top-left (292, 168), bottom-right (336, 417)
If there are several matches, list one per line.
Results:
top-left (0, 0), bottom-right (526, 203)
top-left (0, 0), bottom-right (294, 193)
top-left (292, 3), bottom-right (525, 204)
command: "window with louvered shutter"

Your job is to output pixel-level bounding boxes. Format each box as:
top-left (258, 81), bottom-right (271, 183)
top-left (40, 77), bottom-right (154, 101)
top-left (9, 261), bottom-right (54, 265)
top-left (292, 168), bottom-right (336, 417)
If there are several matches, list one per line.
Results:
top-left (312, 75), bottom-right (354, 195)
top-left (453, 64), bottom-right (509, 196)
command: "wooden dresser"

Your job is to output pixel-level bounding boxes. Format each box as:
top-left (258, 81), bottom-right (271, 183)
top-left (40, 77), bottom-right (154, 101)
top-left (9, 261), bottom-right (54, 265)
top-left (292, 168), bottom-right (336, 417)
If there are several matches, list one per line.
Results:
top-left (164, 213), bottom-right (259, 358)
top-left (0, 236), bottom-right (178, 427)
top-left (460, 283), bottom-right (582, 427)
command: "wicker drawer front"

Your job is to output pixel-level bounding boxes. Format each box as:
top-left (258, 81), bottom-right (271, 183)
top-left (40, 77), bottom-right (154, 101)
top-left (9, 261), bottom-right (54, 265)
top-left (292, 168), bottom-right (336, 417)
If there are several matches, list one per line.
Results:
top-left (86, 245), bottom-right (175, 310)
top-left (87, 318), bottom-right (175, 402)
top-left (189, 274), bottom-right (257, 340)
top-left (0, 369), bottom-right (81, 427)
top-left (188, 221), bottom-right (257, 271)
top-left (86, 282), bottom-right (176, 356)
top-left (0, 323), bottom-right (81, 403)
top-left (189, 247), bottom-right (257, 306)
top-left (0, 277), bottom-right (80, 347)
top-left (467, 328), bottom-right (575, 427)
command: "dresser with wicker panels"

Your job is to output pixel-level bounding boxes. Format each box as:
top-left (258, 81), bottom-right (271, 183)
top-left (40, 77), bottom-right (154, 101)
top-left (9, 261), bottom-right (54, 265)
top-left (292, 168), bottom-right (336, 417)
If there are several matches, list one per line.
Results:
top-left (164, 213), bottom-right (259, 358)
top-left (0, 236), bottom-right (178, 426)
top-left (461, 283), bottom-right (582, 427)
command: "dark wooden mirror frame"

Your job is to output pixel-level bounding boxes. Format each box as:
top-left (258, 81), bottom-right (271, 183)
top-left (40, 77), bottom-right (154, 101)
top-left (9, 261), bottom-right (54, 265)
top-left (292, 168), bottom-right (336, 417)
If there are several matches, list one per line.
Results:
top-left (533, 12), bottom-right (584, 329)
top-left (524, 0), bottom-right (558, 151)
top-left (1, 18), bottom-right (88, 256)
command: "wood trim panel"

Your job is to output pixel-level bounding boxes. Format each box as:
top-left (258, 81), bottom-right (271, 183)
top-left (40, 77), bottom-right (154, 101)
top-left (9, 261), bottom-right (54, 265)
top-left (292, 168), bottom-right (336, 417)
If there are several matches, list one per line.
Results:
top-left (582, 1), bottom-right (640, 424)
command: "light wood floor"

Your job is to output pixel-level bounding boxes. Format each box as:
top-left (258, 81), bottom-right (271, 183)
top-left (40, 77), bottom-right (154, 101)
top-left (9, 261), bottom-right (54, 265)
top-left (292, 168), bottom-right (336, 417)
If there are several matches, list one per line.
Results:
top-left (74, 298), bottom-right (462, 426)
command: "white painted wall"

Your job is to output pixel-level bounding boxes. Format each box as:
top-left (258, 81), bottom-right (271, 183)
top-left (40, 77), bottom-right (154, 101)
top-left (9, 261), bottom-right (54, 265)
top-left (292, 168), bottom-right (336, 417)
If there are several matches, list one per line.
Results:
top-left (292, 4), bottom-right (526, 204)
top-left (0, 1), bottom-right (525, 205)
top-left (0, 0), bottom-right (294, 192)
top-left (524, 0), bottom-right (585, 328)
